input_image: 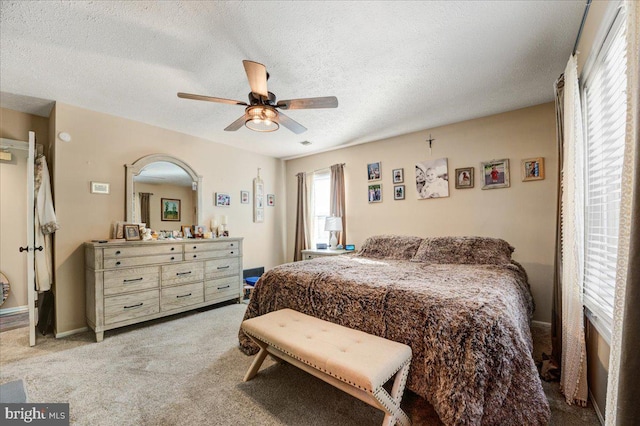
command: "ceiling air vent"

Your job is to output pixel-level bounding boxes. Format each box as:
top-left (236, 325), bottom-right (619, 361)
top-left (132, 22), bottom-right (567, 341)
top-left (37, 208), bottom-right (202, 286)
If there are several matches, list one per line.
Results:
top-left (300, 140), bottom-right (312, 146)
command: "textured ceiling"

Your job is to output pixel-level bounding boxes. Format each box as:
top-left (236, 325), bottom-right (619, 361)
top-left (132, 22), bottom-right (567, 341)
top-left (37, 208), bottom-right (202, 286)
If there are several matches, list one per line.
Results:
top-left (0, 1), bottom-right (585, 159)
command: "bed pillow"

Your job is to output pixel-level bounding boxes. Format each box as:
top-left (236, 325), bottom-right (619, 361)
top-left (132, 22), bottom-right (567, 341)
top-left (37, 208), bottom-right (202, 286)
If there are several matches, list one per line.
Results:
top-left (411, 236), bottom-right (514, 265)
top-left (357, 235), bottom-right (424, 260)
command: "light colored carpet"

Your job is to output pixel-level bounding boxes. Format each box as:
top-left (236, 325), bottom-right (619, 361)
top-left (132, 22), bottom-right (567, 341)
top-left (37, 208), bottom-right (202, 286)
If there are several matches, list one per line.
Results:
top-left (0, 303), bottom-right (600, 425)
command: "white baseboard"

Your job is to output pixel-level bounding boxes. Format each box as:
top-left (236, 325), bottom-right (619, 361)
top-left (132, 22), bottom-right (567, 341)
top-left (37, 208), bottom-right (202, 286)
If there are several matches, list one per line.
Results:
top-left (589, 389), bottom-right (605, 425)
top-left (54, 326), bottom-right (88, 339)
top-left (532, 320), bottom-right (551, 328)
top-left (0, 305), bottom-right (28, 316)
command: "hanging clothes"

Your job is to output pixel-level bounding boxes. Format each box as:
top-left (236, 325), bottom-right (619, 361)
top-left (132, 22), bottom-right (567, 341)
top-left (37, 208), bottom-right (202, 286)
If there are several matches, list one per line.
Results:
top-left (34, 155), bottom-right (58, 292)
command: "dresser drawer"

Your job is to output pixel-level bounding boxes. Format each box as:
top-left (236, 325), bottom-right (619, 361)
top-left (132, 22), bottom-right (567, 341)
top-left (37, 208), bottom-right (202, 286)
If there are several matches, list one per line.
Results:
top-left (205, 276), bottom-right (240, 302)
top-left (184, 249), bottom-right (239, 261)
top-left (184, 240), bottom-right (240, 252)
top-left (104, 289), bottom-right (159, 325)
top-left (104, 244), bottom-right (182, 258)
top-left (204, 257), bottom-right (240, 280)
top-left (161, 282), bottom-right (204, 311)
top-left (161, 262), bottom-right (204, 287)
top-left (104, 254), bottom-right (181, 269)
top-left (103, 266), bottom-right (159, 296)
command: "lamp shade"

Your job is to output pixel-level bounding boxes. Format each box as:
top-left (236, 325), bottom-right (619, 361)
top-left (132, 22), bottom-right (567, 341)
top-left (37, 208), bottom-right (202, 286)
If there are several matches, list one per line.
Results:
top-left (324, 216), bottom-right (342, 232)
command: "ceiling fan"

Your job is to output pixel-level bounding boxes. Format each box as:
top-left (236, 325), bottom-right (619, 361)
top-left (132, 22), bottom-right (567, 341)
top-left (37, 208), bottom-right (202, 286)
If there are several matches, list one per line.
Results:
top-left (177, 60), bottom-right (338, 134)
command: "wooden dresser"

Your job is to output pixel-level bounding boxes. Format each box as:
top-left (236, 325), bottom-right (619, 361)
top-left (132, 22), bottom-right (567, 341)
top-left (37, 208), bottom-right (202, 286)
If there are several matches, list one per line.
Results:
top-left (85, 238), bottom-right (243, 342)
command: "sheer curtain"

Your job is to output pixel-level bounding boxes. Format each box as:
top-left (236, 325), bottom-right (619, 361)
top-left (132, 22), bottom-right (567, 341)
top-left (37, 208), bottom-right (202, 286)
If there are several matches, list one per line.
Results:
top-left (330, 163), bottom-right (346, 246)
top-left (606, 1), bottom-right (639, 423)
top-left (293, 172), bottom-right (309, 261)
top-left (560, 54), bottom-right (588, 407)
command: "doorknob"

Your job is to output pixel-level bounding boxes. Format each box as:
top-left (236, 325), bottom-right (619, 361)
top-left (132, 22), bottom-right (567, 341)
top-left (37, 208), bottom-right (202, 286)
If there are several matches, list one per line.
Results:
top-left (19, 246), bottom-right (29, 252)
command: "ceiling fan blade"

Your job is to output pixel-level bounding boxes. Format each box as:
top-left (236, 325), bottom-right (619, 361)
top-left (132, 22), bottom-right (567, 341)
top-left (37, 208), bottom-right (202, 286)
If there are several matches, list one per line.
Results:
top-left (276, 96), bottom-right (338, 110)
top-left (277, 111), bottom-right (307, 134)
top-left (242, 60), bottom-right (268, 98)
top-left (224, 114), bottom-right (247, 131)
top-left (177, 92), bottom-right (247, 106)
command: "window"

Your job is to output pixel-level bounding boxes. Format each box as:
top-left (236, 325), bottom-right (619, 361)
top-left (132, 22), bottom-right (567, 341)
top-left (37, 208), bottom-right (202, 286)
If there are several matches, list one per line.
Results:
top-left (311, 170), bottom-right (330, 247)
top-left (581, 10), bottom-right (627, 341)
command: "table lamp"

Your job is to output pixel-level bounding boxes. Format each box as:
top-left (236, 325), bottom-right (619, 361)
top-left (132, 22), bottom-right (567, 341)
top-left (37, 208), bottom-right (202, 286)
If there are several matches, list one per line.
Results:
top-left (324, 216), bottom-right (342, 250)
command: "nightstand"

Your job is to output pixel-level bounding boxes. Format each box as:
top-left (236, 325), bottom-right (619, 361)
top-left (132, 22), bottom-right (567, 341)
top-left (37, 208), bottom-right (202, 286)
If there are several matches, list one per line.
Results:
top-left (301, 248), bottom-right (349, 260)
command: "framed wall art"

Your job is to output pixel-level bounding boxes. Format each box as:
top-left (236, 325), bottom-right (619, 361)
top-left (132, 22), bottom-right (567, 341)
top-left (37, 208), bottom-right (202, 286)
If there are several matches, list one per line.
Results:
top-left (254, 170), bottom-right (264, 223)
top-left (481, 159), bottom-right (510, 189)
top-left (367, 161), bottom-right (381, 181)
top-left (394, 185), bottom-right (405, 200)
top-left (240, 190), bottom-right (250, 204)
top-left (90, 181), bottom-right (110, 194)
top-left (267, 194), bottom-right (275, 206)
top-left (123, 224), bottom-right (141, 241)
top-left (416, 158), bottom-right (449, 199)
top-left (215, 192), bottom-right (230, 206)
top-left (455, 167), bottom-right (474, 189)
top-left (161, 198), bottom-right (181, 221)
top-left (368, 184), bottom-right (382, 203)
top-left (521, 157), bottom-right (545, 181)
top-left (392, 168), bottom-right (404, 183)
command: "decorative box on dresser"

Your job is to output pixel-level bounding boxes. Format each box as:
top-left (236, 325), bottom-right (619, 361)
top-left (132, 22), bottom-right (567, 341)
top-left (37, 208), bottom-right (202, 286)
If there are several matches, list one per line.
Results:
top-left (85, 238), bottom-right (243, 342)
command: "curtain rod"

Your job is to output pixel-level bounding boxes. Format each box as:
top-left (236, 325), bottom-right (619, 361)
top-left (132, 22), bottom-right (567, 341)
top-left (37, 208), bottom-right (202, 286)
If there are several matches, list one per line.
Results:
top-left (301, 163), bottom-right (345, 176)
top-left (572, 0), bottom-right (592, 55)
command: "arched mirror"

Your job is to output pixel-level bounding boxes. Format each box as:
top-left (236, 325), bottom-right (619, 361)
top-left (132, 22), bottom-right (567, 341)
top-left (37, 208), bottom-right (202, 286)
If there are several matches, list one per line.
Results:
top-left (126, 154), bottom-right (203, 230)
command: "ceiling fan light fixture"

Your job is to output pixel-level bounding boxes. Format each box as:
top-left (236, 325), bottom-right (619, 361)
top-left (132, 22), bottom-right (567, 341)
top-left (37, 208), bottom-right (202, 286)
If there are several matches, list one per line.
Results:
top-left (245, 106), bottom-right (279, 132)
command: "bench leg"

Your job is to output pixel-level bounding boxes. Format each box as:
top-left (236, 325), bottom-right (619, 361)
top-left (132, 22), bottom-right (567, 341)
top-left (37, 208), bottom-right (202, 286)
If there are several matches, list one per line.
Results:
top-left (243, 344), bottom-right (269, 382)
top-left (378, 361), bottom-right (411, 426)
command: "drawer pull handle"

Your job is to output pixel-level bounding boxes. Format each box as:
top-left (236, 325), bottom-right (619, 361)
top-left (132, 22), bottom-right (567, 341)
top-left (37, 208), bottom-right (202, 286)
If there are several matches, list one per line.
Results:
top-left (230, 251), bottom-right (234, 254)
top-left (171, 257), bottom-right (175, 261)
top-left (217, 285), bottom-right (230, 290)
top-left (230, 243), bottom-right (234, 247)
top-left (116, 250), bottom-right (121, 255)
top-left (123, 277), bottom-right (143, 283)
top-left (124, 303), bottom-right (143, 309)
top-left (116, 261), bottom-right (121, 266)
top-left (193, 246), bottom-right (197, 250)
top-left (193, 254), bottom-right (197, 258)
top-left (217, 265), bottom-right (230, 270)
top-left (176, 293), bottom-right (192, 298)
top-left (171, 247), bottom-right (175, 251)
top-left (176, 271), bottom-right (192, 276)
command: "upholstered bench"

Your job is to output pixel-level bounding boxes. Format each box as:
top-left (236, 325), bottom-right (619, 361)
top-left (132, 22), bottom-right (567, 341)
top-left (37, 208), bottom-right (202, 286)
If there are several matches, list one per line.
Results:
top-left (241, 308), bottom-right (412, 426)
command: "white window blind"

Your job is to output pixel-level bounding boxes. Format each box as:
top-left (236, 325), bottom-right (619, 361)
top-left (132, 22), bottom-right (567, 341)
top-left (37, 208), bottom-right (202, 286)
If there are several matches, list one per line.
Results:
top-left (312, 171), bottom-right (330, 247)
top-left (581, 12), bottom-right (627, 339)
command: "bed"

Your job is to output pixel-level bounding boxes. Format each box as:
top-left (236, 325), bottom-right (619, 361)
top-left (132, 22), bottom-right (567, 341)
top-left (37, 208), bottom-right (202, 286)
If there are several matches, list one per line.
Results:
top-left (238, 235), bottom-right (550, 425)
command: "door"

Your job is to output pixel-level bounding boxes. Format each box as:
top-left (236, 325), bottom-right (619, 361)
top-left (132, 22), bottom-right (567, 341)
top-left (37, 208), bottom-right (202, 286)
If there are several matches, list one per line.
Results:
top-left (27, 131), bottom-right (36, 346)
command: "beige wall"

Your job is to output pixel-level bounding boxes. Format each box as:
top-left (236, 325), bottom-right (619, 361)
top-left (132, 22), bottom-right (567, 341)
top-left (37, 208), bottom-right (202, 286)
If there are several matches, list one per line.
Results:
top-left (51, 103), bottom-right (285, 334)
top-left (0, 108), bottom-right (50, 311)
top-left (286, 103), bottom-right (557, 323)
top-left (134, 182), bottom-right (194, 232)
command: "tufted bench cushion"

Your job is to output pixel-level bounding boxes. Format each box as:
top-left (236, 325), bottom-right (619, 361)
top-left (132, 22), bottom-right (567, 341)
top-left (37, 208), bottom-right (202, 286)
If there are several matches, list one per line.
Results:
top-left (241, 308), bottom-right (412, 426)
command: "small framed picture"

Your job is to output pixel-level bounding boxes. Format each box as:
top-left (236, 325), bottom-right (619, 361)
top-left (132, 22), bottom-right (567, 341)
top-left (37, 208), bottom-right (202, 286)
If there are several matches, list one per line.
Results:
top-left (90, 181), bottom-right (110, 194)
top-left (394, 185), bottom-right (405, 200)
top-left (193, 225), bottom-right (207, 237)
top-left (368, 184), bottom-right (382, 203)
top-left (215, 192), bottom-right (230, 206)
top-left (123, 224), bottom-right (140, 241)
top-left (392, 168), bottom-right (404, 183)
top-left (455, 167), bottom-right (474, 189)
top-left (181, 225), bottom-right (193, 239)
top-left (240, 190), bottom-right (250, 204)
top-left (521, 157), bottom-right (545, 181)
top-left (481, 159), bottom-right (510, 190)
top-left (367, 162), bottom-right (381, 181)
top-left (267, 194), bottom-right (275, 206)
top-left (161, 198), bottom-right (181, 221)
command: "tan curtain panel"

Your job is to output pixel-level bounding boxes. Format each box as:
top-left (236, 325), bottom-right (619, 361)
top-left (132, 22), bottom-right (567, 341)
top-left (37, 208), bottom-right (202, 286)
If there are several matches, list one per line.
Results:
top-left (139, 192), bottom-right (151, 228)
top-left (293, 172), bottom-right (308, 261)
top-left (330, 163), bottom-right (346, 246)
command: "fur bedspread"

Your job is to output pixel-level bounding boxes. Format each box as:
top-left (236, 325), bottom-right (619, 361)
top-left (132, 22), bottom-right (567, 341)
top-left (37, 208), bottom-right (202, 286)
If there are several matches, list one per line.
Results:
top-left (239, 244), bottom-right (550, 425)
